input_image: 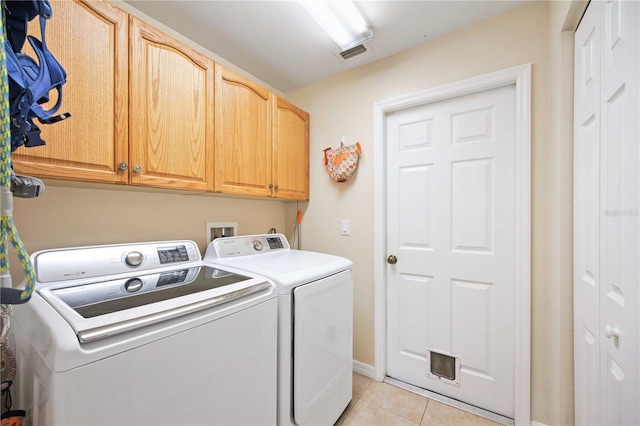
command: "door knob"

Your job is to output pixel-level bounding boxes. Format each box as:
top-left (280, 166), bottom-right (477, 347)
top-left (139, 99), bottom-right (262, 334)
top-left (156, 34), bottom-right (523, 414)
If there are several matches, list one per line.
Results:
top-left (604, 324), bottom-right (620, 339)
top-left (387, 255), bottom-right (397, 265)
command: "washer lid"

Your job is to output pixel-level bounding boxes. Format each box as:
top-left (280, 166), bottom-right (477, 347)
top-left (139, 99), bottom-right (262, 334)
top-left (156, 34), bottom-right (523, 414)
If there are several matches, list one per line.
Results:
top-left (39, 266), bottom-right (273, 343)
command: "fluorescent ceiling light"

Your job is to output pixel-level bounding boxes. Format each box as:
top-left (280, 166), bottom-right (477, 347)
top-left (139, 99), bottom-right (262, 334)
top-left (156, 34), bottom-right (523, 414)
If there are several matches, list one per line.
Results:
top-left (299, 0), bottom-right (373, 51)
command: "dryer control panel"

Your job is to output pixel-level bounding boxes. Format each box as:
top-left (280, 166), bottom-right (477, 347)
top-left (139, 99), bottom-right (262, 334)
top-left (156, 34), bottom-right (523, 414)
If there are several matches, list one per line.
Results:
top-left (207, 234), bottom-right (290, 258)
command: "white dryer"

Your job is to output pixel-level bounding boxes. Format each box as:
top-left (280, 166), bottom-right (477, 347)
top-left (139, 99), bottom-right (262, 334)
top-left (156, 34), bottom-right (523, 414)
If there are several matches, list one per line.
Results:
top-left (204, 234), bottom-right (353, 425)
top-left (11, 240), bottom-right (278, 425)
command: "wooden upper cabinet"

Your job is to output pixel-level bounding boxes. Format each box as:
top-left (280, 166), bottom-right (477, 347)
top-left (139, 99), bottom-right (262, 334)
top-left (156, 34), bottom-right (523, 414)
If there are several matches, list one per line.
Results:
top-left (273, 98), bottom-right (309, 200)
top-left (214, 64), bottom-right (273, 197)
top-left (129, 18), bottom-right (214, 191)
top-left (12, 0), bottom-right (129, 184)
top-left (11, 0), bottom-right (309, 199)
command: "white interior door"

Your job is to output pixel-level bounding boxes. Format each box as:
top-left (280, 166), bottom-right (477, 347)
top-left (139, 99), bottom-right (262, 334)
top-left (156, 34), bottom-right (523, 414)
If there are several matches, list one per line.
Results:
top-left (574, 1), bottom-right (640, 424)
top-left (574, 3), bottom-right (601, 423)
top-left (385, 84), bottom-right (516, 417)
top-left (598, 0), bottom-right (639, 423)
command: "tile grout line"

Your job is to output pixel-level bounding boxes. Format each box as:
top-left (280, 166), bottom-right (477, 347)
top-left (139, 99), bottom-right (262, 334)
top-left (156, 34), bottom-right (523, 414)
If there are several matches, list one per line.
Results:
top-left (360, 398), bottom-right (421, 426)
top-left (359, 379), bottom-right (430, 425)
top-left (419, 398), bottom-right (431, 425)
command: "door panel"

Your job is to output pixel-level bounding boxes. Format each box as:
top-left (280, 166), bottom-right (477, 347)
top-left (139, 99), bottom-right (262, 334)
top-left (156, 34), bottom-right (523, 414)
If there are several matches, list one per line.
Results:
top-left (451, 159), bottom-right (493, 253)
top-left (12, 0), bottom-right (128, 183)
top-left (386, 84), bottom-right (516, 417)
top-left (574, 1), bottom-right (640, 424)
top-left (293, 271), bottom-right (353, 425)
top-left (574, 4), bottom-right (601, 423)
top-left (600, 0), bottom-right (639, 422)
top-left (214, 65), bottom-right (272, 197)
top-left (273, 98), bottom-right (310, 200)
top-left (130, 18), bottom-right (214, 191)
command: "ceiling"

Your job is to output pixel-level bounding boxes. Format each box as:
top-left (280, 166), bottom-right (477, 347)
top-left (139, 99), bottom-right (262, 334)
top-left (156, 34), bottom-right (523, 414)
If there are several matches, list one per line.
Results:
top-left (123, 1), bottom-right (531, 93)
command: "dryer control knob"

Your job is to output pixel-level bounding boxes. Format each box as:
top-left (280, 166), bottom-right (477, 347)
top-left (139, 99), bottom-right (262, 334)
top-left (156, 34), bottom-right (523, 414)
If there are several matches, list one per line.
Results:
top-left (252, 240), bottom-right (263, 251)
top-left (125, 251), bottom-right (144, 266)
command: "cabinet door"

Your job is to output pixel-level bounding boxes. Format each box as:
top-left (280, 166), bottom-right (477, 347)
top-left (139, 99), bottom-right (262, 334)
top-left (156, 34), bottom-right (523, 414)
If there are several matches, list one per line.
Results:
top-left (273, 98), bottom-right (309, 200)
top-left (214, 64), bottom-right (272, 197)
top-left (12, 0), bottom-right (129, 184)
top-left (130, 18), bottom-right (214, 191)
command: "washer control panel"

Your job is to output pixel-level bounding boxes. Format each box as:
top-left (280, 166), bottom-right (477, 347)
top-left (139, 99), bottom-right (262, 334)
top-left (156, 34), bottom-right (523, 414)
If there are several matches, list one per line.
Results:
top-left (208, 234), bottom-right (290, 258)
top-left (33, 241), bottom-right (201, 284)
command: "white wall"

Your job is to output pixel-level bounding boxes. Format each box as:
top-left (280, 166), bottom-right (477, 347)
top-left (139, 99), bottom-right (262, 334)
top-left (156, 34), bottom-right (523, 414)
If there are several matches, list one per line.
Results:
top-left (285, 2), bottom-right (572, 423)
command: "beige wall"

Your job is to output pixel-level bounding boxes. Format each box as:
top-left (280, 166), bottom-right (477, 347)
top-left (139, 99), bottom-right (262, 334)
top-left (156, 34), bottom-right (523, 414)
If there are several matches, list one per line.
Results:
top-left (545, 1), bottom-right (588, 425)
top-left (10, 181), bottom-right (287, 281)
top-left (285, 2), bottom-right (576, 424)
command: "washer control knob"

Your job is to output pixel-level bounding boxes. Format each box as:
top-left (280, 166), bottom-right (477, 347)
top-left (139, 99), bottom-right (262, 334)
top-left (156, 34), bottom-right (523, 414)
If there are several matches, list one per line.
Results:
top-left (252, 240), bottom-right (263, 251)
top-left (124, 278), bottom-right (143, 293)
top-left (125, 251), bottom-right (144, 266)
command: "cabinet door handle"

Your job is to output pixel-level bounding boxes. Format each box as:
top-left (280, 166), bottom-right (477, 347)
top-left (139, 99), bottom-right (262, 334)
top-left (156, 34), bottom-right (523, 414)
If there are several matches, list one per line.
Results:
top-left (387, 255), bottom-right (398, 264)
top-left (119, 162), bottom-right (128, 171)
top-left (269, 183), bottom-right (273, 189)
top-left (133, 164), bottom-right (142, 173)
top-left (274, 185), bottom-right (279, 191)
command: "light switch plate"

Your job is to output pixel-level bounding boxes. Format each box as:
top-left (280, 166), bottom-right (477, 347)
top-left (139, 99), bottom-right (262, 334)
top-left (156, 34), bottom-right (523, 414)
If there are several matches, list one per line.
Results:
top-left (341, 219), bottom-right (350, 236)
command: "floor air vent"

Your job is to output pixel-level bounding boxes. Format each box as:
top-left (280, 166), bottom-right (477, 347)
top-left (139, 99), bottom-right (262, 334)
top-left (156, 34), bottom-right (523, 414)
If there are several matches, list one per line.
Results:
top-left (340, 44), bottom-right (367, 60)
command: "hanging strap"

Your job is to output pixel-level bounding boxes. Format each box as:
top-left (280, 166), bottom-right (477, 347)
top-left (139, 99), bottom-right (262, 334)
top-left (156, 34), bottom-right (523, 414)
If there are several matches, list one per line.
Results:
top-left (0, 2), bottom-right (36, 305)
top-left (4, 0), bottom-right (51, 54)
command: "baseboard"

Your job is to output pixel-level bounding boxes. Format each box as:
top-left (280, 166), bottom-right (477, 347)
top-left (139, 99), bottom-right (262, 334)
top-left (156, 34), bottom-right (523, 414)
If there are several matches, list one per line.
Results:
top-left (352, 360), bottom-right (374, 378)
top-left (530, 422), bottom-right (548, 426)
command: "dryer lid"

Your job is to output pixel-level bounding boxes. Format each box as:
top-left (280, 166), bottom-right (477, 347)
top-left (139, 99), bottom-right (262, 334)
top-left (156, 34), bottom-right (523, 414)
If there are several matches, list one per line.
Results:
top-left (203, 234), bottom-right (352, 294)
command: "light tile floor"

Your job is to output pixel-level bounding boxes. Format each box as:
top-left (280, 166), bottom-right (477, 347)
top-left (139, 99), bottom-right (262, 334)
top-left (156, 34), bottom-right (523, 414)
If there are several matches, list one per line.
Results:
top-left (336, 373), bottom-right (502, 426)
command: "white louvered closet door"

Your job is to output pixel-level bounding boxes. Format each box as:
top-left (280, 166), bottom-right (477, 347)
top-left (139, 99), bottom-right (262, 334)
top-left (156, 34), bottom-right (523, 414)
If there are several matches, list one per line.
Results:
top-left (574, 1), bottom-right (639, 424)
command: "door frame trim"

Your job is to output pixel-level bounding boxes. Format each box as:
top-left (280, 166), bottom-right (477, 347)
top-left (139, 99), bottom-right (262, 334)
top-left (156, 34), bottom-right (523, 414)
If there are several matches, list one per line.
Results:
top-left (372, 63), bottom-right (531, 424)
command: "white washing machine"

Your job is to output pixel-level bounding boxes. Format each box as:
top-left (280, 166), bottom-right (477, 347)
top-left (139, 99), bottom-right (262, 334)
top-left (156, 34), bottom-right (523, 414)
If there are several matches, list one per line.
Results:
top-left (204, 234), bottom-right (353, 425)
top-left (10, 240), bottom-right (277, 425)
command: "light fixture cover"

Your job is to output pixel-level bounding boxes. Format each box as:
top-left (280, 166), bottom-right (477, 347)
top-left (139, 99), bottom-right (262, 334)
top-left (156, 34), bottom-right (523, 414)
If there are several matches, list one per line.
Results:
top-left (299, 0), bottom-right (373, 51)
